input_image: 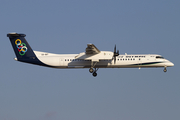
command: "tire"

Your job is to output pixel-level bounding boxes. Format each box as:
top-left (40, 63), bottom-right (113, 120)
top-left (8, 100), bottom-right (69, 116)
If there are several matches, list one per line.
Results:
top-left (93, 72), bottom-right (97, 77)
top-left (89, 68), bottom-right (94, 73)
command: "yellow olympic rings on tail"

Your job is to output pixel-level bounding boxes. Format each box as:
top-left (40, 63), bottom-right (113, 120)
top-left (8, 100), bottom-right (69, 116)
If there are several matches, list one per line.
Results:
top-left (15, 39), bottom-right (28, 56)
top-left (15, 39), bottom-right (21, 45)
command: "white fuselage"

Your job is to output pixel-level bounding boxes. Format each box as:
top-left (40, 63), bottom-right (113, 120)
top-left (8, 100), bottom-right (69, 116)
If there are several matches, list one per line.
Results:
top-left (7, 32), bottom-right (174, 77)
top-left (33, 51), bottom-right (174, 69)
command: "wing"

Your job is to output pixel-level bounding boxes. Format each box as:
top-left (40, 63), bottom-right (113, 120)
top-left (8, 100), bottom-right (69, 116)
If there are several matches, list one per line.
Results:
top-left (75, 44), bottom-right (113, 61)
top-left (86, 44), bottom-right (100, 55)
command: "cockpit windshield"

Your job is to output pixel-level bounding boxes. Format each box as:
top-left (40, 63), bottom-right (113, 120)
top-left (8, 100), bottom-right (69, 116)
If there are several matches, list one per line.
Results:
top-left (156, 56), bottom-right (164, 59)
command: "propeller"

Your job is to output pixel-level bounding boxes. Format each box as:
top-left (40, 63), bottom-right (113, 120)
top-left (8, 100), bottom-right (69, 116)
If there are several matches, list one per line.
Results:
top-left (113, 45), bottom-right (119, 64)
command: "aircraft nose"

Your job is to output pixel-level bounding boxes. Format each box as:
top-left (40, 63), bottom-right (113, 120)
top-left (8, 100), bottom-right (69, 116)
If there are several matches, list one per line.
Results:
top-left (168, 62), bottom-right (174, 67)
top-left (171, 62), bottom-right (174, 66)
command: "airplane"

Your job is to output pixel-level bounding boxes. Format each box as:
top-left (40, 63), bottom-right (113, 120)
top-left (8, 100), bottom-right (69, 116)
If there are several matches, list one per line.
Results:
top-left (7, 33), bottom-right (174, 77)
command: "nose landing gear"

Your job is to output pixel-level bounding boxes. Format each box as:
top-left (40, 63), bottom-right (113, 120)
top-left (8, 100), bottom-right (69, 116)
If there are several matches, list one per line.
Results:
top-left (163, 67), bottom-right (167, 72)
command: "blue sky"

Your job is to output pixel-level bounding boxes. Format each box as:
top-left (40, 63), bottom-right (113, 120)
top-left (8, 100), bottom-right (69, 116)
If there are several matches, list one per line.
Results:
top-left (1, 0), bottom-right (180, 120)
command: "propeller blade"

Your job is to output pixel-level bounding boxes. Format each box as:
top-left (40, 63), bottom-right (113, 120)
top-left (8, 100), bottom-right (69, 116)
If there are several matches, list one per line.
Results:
top-left (113, 44), bottom-right (119, 64)
top-left (114, 56), bottom-right (116, 64)
top-left (114, 45), bottom-right (116, 53)
top-left (117, 50), bottom-right (119, 55)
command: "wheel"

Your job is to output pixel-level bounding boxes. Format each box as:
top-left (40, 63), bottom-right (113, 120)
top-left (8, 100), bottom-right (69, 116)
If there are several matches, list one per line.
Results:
top-left (163, 68), bottom-right (167, 72)
top-left (92, 72), bottom-right (97, 77)
top-left (89, 68), bottom-right (94, 73)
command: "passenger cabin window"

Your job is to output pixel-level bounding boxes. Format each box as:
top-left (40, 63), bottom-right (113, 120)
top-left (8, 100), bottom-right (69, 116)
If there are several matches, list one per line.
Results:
top-left (156, 56), bottom-right (164, 59)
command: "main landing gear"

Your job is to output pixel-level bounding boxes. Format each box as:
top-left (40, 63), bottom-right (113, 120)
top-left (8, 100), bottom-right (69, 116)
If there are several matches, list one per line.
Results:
top-left (89, 68), bottom-right (99, 77)
top-left (89, 61), bottom-right (99, 77)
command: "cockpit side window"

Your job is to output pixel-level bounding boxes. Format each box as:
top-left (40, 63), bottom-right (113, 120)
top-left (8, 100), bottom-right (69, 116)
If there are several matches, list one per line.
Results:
top-left (156, 56), bottom-right (164, 59)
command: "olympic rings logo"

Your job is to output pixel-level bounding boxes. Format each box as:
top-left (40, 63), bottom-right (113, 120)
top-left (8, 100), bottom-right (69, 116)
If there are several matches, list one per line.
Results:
top-left (15, 39), bottom-right (28, 56)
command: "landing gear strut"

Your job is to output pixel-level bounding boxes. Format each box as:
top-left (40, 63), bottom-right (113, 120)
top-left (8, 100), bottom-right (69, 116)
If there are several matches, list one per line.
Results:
top-left (163, 67), bottom-right (167, 72)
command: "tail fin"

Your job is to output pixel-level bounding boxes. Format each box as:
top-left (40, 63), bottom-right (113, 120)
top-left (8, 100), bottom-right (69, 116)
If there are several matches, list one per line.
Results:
top-left (7, 33), bottom-right (45, 66)
top-left (7, 33), bottom-right (36, 59)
